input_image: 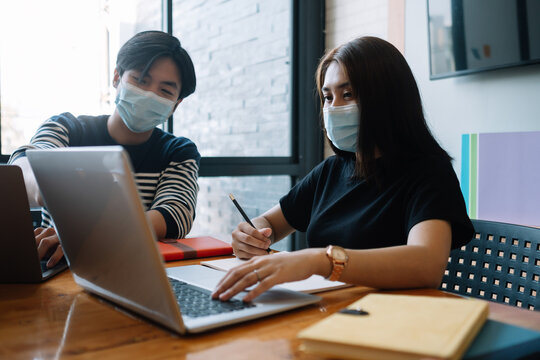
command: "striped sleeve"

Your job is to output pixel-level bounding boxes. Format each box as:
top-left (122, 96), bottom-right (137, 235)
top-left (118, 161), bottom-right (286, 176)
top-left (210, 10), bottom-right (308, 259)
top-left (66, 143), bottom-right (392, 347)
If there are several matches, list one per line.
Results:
top-left (8, 119), bottom-right (70, 163)
top-left (8, 119), bottom-right (70, 229)
top-left (151, 159), bottom-right (199, 239)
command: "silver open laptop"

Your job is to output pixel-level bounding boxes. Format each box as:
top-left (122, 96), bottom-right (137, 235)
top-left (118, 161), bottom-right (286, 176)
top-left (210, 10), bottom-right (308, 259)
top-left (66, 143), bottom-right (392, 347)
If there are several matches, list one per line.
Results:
top-left (0, 165), bottom-right (68, 283)
top-left (26, 146), bottom-right (320, 334)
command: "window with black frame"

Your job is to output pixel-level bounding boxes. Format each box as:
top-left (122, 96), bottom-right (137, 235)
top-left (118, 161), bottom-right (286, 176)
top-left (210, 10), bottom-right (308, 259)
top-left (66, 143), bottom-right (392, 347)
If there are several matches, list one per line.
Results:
top-left (0, 0), bottom-right (324, 250)
top-left (167, 0), bottom-right (324, 250)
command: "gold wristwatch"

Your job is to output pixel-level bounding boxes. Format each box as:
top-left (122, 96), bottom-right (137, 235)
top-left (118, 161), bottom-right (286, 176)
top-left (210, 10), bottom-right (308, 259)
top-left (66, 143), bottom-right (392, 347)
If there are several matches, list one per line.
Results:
top-left (325, 245), bottom-right (349, 281)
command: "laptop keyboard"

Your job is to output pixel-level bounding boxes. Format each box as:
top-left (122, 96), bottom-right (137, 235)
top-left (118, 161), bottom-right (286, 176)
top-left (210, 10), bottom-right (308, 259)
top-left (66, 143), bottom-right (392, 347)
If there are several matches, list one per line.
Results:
top-left (40, 258), bottom-right (67, 273)
top-left (40, 260), bottom-right (49, 273)
top-left (168, 277), bottom-right (255, 318)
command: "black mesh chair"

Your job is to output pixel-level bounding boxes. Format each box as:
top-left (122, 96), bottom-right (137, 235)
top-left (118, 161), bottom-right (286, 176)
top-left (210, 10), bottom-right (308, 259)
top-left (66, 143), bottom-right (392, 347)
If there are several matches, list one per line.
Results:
top-left (440, 219), bottom-right (540, 311)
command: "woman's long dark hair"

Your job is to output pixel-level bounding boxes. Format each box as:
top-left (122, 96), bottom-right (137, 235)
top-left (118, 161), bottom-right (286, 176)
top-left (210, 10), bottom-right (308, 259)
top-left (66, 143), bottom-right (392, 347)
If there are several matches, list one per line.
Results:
top-left (316, 37), bottom-right (451, 180)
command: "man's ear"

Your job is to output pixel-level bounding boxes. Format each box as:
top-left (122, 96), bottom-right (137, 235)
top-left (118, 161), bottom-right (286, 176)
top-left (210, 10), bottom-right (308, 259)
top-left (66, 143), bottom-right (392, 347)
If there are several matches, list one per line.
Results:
top-left (112, 69), bottom-right (120, 88)
top-left (173, 98), bottom-right (183, 112)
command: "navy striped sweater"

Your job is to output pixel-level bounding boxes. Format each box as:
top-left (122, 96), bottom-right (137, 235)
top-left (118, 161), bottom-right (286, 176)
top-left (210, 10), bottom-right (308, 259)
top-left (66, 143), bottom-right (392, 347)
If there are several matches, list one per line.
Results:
top-left (9, 113), bottom-right (200, 239)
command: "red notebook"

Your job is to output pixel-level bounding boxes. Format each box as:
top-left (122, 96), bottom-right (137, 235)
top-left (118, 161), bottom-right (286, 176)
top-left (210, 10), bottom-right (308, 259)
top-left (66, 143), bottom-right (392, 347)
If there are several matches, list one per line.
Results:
top-left (157, 236), bottom-right (233, 261)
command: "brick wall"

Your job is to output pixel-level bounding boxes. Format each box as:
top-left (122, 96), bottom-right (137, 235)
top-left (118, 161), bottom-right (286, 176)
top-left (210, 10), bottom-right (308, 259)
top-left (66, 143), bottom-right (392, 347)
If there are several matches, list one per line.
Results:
top-left (190, 176), bottom-right (290, 251)
top-left (171, 0), bottom-right (291, 157)
top-left (325, 0), bottom-right (388, 49)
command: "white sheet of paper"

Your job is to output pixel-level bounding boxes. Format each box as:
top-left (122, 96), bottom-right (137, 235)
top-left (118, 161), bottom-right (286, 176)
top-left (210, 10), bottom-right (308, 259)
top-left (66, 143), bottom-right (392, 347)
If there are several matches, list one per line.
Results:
top-left (200, 256), bottom-right (351, 294)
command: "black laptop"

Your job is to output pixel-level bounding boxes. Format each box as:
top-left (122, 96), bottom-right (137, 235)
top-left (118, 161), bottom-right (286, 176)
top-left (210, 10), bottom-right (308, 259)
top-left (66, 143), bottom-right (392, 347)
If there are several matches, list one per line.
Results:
top-left (0, 165), bottom-right (67, 283)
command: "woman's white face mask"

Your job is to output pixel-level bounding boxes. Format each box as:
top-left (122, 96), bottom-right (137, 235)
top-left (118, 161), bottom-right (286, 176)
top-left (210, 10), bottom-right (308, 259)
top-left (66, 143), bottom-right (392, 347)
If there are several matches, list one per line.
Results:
top-left (323, 103), bottom-right (360, 153)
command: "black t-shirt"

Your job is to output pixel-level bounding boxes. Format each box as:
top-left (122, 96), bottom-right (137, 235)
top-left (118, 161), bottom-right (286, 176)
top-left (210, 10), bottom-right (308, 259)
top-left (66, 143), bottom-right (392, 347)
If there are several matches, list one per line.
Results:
top-left (280, 155), bottom-right (473, 250)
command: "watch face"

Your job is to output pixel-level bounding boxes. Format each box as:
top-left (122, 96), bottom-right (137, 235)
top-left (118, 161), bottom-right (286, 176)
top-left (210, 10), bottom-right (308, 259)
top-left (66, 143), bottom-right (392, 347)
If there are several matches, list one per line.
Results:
top-left (332, 247), bottom-right (347, 262)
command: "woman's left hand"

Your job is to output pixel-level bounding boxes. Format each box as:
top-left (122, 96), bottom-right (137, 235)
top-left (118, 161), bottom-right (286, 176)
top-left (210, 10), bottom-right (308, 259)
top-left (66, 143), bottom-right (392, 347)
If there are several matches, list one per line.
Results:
top-left (211, 249), bottom-right (325, 302)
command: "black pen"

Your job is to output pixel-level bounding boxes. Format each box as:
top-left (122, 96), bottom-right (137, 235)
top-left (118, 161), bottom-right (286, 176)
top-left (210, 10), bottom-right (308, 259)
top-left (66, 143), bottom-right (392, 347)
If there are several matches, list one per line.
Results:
top-left (229, 193), bottom-right (271, 253)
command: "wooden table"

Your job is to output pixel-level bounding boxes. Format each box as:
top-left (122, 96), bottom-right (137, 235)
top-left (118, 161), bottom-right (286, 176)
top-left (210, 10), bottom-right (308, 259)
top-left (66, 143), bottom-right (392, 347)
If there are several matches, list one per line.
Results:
top-left (1, 257), bottom-right (540, 359)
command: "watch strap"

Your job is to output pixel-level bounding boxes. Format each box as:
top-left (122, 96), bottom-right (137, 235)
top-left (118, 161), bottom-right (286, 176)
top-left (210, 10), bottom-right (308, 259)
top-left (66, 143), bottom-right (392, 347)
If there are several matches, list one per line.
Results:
top-left (326, 245), bottom-right (348, 281)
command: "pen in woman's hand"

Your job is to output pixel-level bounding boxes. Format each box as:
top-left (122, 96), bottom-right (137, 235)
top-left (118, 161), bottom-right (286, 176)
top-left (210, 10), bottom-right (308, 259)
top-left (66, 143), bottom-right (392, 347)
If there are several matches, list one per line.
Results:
top-left (229, 193), bottom-right (271, 253)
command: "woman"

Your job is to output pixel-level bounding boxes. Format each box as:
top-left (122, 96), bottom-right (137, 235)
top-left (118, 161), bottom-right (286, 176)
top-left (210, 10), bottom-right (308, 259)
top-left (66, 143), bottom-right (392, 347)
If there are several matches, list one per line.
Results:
top-left (212, 37), bottom-right (473, 302)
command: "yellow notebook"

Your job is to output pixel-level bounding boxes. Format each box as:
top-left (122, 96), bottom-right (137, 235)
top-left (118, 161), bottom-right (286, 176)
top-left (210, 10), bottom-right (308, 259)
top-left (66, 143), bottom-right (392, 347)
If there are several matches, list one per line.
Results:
top-left (298, 293), bottom-right (489, 360)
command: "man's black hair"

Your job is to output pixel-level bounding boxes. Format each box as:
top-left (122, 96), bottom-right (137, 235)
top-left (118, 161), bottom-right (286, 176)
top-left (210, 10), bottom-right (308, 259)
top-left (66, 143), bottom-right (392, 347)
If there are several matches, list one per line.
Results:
top-left (116, 31), bottom-right (196, 99)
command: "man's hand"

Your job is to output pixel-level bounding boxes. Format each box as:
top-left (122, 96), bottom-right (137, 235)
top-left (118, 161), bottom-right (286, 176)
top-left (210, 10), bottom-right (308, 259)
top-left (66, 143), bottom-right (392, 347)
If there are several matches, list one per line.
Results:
top-left (35, 227), bottom-right (64, 268)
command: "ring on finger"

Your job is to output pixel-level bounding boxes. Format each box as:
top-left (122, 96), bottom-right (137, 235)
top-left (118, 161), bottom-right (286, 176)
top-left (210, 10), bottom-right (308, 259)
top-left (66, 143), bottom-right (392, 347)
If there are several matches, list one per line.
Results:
top-left (253, 269), bottom-right (262, 282)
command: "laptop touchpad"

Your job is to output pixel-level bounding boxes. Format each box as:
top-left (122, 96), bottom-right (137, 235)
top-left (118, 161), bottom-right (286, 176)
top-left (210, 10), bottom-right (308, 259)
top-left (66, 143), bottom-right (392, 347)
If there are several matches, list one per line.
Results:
top-left (166, 265), bottom-right (226, 291)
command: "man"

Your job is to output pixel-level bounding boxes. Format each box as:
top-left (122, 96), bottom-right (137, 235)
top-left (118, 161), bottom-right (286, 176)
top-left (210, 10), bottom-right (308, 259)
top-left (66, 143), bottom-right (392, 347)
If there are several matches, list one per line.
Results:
top-left (9, 31), bottom-right (200, 268)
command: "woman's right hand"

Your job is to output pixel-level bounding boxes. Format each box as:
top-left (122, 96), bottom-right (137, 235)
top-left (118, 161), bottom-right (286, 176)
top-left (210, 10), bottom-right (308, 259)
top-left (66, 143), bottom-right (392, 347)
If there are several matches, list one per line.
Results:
top-left (212, 250), bottom-right (321, 302)
top-left (231, 222), bottom-right (272, 259)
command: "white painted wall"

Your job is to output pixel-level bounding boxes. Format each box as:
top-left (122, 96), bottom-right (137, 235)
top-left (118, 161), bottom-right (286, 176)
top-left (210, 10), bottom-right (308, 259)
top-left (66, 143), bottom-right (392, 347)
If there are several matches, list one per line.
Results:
top-left (405, 0), bottom-right (540, 177)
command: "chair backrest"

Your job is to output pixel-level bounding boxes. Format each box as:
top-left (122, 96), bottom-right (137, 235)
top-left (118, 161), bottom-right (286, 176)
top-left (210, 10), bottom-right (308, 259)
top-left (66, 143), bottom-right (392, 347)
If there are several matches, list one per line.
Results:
top-left (440, 219), bottom-right (540, 311)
